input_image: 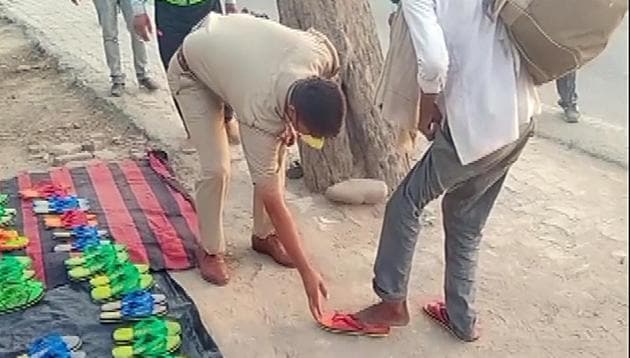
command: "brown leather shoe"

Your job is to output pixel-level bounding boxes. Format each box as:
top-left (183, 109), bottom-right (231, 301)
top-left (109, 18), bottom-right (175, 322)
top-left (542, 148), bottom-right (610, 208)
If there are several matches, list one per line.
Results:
top-left (252, 234), bottom-right (295, 268)
top-left (195, 248), bottom-right (229, 286)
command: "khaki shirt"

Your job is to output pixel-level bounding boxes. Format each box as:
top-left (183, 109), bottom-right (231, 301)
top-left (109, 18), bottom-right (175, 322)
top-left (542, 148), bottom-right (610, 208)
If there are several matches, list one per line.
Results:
top-left (183, 14), bottom-right (340, 184)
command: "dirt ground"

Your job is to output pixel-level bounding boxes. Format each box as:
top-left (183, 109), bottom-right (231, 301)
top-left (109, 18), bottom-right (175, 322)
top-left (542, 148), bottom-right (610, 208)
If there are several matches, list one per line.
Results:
top-left (0, 19), bottom-right (628, 358)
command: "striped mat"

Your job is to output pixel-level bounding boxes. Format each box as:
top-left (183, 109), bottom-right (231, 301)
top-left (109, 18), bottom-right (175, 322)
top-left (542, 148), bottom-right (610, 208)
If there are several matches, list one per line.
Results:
top-left (0, 151), bottom-right (199, 288)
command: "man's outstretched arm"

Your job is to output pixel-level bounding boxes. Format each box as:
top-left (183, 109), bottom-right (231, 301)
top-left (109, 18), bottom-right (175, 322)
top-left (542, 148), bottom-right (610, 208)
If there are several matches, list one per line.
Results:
top-left (256, 182), bottom-right (328, 321)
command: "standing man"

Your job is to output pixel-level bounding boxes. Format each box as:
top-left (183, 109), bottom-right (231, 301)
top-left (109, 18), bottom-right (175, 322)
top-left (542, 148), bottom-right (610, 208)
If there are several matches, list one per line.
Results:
top-left (167, 13), bottom-right (346, 320)
top-left (556, 72), bottom-right (580, 123)
top-left (328, 0), bottom-right (539, 341)
top-left (130, 0), bottom-right (240, 143)
top-left (71, 0), bottom-right (160, 97)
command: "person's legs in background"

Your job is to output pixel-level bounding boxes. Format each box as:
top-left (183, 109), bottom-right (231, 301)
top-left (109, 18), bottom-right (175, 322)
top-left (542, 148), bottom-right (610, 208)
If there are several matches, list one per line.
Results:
top-left (556, 72), bottom-right (580, 123)
top-left (92, 0), bottom-right (125, 96)
top-left (119, 0), bottom-right (159, 91)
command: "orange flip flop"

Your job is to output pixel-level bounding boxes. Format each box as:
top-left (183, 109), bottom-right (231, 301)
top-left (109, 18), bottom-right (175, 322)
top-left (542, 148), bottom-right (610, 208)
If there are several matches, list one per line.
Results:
top-left (422, 300), bottom-right (480, 342)
top-left (318, 312), bottom-right (390, 337)
top-left (44, 211), bottom-right (97, 229)
top-left (19, 182), bottom-right (71, 200)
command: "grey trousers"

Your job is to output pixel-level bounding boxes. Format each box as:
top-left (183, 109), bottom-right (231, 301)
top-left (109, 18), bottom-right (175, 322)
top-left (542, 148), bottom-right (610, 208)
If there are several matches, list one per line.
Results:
top-left (556, 72), bottom-right (578, 109)
top-left (93, 0), bottom-right (149, 84)
top-left (373, 120), bottom-right (534, 339)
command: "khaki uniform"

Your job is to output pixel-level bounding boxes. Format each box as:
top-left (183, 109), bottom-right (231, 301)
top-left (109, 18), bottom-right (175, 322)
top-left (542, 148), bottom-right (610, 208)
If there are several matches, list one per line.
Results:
top-left (167, 13), bottom-right (339, 254)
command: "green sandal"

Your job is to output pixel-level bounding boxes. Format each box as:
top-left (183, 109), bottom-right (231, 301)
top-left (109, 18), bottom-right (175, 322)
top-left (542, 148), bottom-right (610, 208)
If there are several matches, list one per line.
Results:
top-left (113, 317), bottom-right (182, 343)
top-left (0, 279), bottom-right (45, 315)
top-left (90, 267), bottom-right (154, 302)
top-left (67, 252), bottom-right (130, 281)
top-left (111, 334), bottom-right (182, 358)
top-left (89, 262), bottom-right (150, 287)
top-left (0, 256), bottom-right (34, 283)
top-left (64, 243), bottom-right (127, 267)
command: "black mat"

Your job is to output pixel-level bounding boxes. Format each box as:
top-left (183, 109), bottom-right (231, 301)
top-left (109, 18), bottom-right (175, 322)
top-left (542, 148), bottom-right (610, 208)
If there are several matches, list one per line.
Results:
top-left (0, 272), bottom-right (222, 358)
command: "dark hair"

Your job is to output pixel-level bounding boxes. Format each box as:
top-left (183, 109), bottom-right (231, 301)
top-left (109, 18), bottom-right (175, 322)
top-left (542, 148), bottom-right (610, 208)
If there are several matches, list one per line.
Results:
top-left (290, 77), bottom-right (346, 138)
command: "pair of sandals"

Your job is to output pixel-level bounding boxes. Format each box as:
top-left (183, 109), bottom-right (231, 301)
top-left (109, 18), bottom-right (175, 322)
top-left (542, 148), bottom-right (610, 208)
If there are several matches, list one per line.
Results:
top-left (0, 204), bottom-right (17, 227)
top-left (32, 195), bottom-right (90, 215)
top-left (17, 334), bottom-right (86, 358)
top-left (0, 256), bottom-right (44, 315)
top-left (89, 261), bottom-right (153, 303)
top-left (19, 182), bottom-right (70, 200)
top-left (111, 317), bottom-right (183, 358)
top-left (53, 226), bottom-right (109, 253)
top-left (0, 229), bottom-right (29, 252)
top-left (100, 290), bottom-right (167, 323)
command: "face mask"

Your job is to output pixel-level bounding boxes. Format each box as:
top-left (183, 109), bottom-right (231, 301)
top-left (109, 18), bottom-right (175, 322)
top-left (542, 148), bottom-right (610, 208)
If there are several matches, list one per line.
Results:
top-left (300, 135), bottom-right (325, 150)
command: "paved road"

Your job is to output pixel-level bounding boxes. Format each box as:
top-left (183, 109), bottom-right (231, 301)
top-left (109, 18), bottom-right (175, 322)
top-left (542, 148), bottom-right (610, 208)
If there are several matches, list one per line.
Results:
top-left (241, 0), bottom-right (629, 166)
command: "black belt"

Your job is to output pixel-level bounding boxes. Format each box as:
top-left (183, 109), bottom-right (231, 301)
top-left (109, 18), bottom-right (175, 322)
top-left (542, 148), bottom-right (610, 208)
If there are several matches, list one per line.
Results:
top-left (176, 48), bottom-right (193, 74)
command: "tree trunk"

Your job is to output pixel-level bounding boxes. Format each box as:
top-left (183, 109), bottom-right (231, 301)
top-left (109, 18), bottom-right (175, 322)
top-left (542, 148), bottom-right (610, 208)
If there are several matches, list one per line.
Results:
top-left (277, 0), bottom-right (410, 193)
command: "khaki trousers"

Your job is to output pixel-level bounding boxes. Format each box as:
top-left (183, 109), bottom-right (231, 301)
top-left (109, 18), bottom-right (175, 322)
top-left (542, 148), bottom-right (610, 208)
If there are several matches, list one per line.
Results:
top-left (167, 56), bottom-right (285, 254)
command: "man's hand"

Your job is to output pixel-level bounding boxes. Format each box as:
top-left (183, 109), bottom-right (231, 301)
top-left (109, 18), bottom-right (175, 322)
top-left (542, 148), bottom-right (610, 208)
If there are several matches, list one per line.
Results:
top-left (133, 14), bottom-right (153, 42)
top-left (225, 3), bottom-right (238, 14)
top-left (258, 183), bottom-right (326, 321)
top-left (301, 268), bottom-right (328, 321)
top-left (279, 123), bottom-right (298, 146)
top-left (418, 93), bottom-right (442, 141)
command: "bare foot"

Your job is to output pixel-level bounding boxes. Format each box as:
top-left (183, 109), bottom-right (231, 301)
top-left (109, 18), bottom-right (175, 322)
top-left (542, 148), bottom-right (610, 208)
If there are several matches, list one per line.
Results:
top-left (354, 301), bottom-right (410, 327)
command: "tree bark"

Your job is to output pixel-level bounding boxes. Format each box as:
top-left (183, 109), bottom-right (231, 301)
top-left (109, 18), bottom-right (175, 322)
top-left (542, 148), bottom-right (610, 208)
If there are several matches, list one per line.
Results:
top-left (277, 0), bottom-right (410, 193)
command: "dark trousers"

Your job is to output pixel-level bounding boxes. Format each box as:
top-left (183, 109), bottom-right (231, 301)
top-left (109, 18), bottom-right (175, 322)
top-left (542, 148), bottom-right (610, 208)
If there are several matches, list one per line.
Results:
top-left (155, 0), bottom-right (233, 129)
top-left (155, 0), bottom-right (220, 69)
top-left (556, 72), bottom-right (578, 109)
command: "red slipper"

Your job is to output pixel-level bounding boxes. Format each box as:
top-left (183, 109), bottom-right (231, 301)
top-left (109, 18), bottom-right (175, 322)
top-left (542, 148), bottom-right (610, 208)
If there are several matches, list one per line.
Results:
top-left (423, 300), bottom-right (480, 342)
top-left (318, 312), bottom-right (390, 337)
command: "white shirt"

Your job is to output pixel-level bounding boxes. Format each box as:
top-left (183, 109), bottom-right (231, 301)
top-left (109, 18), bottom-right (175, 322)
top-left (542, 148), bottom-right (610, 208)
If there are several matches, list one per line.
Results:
top-left (131, 0), bottom-right (237, 16)
top-left (402, 0), bottom-right (540, 165)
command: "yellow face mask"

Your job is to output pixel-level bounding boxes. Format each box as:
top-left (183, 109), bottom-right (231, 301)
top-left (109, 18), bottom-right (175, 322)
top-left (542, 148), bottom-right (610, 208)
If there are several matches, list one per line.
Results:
top-left (300, 135), bottom-right (325, 150)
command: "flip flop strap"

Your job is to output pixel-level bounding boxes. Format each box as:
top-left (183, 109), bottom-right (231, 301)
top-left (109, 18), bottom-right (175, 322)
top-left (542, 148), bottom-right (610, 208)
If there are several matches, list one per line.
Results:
top-left (60, 210), bottom-right (89, 227)
top-left (133, 318), bottom-right (169, 337)
top-left (0, 229), bottom-right (18, 240)
top-left (34, 182), bottom-right (70, 198)
top-left (110, 265), bottom-right (142, 296)
top-left (0, 283), bottom-right (31, 307)
top-left (28, 335), bottom-right (70, 357)
top-left (72, 225), bottom-right (99, 239)
top-left (0, 262), bottom-right (22, 280)
top-left (134, 333), bottom-right (167, 355)
top-left (121, 292), bottom-right (154, 318)
top-left (71, 235), bottom-right (100, 251)
top-left (47, 195), bottom-right (80, 213)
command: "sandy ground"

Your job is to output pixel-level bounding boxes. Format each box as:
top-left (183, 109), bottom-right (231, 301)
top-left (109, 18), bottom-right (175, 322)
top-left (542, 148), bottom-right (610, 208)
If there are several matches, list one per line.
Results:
top-left (0, 20), bottom-right (628, 358)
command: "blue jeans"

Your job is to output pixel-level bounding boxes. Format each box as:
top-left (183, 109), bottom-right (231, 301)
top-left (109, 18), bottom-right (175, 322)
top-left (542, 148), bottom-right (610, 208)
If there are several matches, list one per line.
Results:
top-left (556, 72), bottom-right (578, 109)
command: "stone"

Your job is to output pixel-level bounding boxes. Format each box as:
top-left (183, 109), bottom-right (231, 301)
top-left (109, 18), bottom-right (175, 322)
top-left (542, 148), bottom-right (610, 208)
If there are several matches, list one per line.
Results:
top-left (16, 64), bottom-right (42, 72)
top-left (324, 179), bottom-right (389, 205)
top-left (181, 146), bottom-right (196, 155)
top-left (93, 150), bottom-right (118, 161)
top-left (30, 152), bottom-right (50, 162)
top-left (72, 122), bottom-right (81, 129)
top-left (49, 142), bottom-right (82, 156)
top-left (52, 152), bottom-right (93, 166)
top-left (129, 149), bottom-right (145, 161)
top-left (111, 136), bottom-right (123, 145)
top-left (90, 132), bottom-right (108, 141)
top-left (611, 250), bottom-right (627, 265)
top-left (81, 142), bottom-right (96, 153)
top-left (27, 144), bottom-right (42, 154)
